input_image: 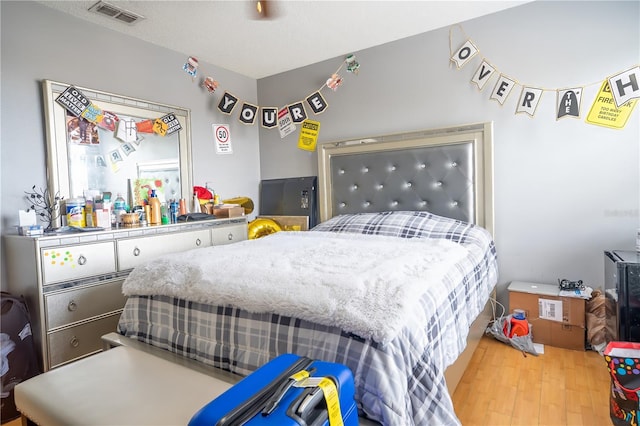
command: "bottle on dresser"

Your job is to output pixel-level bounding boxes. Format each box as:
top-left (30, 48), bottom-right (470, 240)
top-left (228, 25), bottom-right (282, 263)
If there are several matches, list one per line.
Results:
top-left (149, 190), bottom-right (162, 225)
top-left (113, 193), bottom-right (126, 227)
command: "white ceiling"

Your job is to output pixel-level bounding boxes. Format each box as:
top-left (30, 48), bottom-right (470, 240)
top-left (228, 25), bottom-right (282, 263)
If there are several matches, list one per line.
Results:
top-left (37, 0), bottom-right (531, 79)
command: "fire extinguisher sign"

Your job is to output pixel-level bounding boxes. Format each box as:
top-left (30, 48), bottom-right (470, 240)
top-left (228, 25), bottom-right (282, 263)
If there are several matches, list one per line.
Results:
top-left (212, 124), bottom-right (233, 154)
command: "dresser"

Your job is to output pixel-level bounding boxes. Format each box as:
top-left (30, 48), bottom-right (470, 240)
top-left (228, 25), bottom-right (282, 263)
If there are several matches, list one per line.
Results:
top-left (4, 217), bottom-right (247, 371)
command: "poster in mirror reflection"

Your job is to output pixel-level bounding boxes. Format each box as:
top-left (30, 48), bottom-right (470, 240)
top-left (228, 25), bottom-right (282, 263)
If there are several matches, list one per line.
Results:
top-left (64, 108), bottom-right (181, 204)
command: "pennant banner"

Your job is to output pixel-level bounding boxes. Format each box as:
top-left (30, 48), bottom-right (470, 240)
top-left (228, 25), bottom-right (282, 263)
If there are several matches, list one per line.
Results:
top-left (608, 66), bottom-right (640, 108)
top-left (175, 54), bottom-right (357, 142)
top-left (449, 26), bottom-right (638, 129)
top-left (556, 88), bottom-right (583, 120)
top-left (516, 87), bottom-right (543, 117)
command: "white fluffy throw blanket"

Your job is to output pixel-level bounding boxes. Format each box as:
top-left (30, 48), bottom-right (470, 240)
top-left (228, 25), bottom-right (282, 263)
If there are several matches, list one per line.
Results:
top-left (123, 231), bottom-right (468, 343)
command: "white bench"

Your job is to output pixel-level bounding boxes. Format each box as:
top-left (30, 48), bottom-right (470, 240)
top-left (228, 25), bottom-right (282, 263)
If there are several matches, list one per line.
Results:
top-left (15, 333), bottom-right (379, 425)
top-left (14, 334), bottom-right (240, 426)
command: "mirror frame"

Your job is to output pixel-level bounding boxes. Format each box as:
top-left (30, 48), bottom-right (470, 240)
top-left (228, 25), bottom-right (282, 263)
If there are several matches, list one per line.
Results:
top-left (42, 79), bottom-right (193, 212)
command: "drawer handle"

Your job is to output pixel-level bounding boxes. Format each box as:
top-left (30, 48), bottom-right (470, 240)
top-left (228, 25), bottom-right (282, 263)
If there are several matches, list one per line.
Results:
top-left (70, 336), bottom-right (80, 348)
top-left (227, 233), bottom-right (233, 241)
top-left (196, 238), bottom-right (202, 246)
top-left (77, 255), bottom-right (87, 266)
top-left (133, 247), bottom-right (141, 256)
top-left (67, 300), bottom-right (78, 312)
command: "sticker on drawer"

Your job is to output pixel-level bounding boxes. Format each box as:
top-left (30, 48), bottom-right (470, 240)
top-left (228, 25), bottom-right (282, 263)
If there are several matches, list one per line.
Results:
top-left (43, 249), bottom-right (76, 268)
top-left (41, 242), bottom-right (116, 285)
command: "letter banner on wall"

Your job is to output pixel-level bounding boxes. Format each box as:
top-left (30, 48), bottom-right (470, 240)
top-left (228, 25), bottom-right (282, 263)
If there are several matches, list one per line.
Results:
top-left (471, 60), bottom-right (496, 90)
top-left (608, 66), bottom-right (640, 108)
top-left (516, 87), bottom-right (543, 117)
top-left (556, 88), bottom-right (583, 120)
top-left (451, 40), bottom-right (479, 69)
top-left (586, 81), bottom-right (638, 129)
top-left (175, 54), bottom-right (357, 140)
top-left (490, 75), bottom-right (516, 105)
top-left (261, 107), bottom-right (278, 128)
top-left (448, 25), bottom-right (639, 128)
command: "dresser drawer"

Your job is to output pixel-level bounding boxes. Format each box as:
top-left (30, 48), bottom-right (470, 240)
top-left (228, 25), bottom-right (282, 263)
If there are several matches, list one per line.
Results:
top-left (47, 313), bottom-right (121, 369)
top-left (45, 279), bottom-right (127, 330)
top-left (117, 229), bottom-right (211, 270)
top-left (41, 241), bottom-right (117, 285)
top-left (211, 224), bottom-right (248, 246)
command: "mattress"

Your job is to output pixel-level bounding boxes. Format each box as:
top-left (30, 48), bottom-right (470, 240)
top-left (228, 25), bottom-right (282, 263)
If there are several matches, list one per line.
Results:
top-left (118, 210), bottom-right (498, 425)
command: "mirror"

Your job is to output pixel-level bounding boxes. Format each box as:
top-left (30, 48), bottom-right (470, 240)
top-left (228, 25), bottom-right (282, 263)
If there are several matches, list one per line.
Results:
top-left (42, 80), bottom-right (192, 216)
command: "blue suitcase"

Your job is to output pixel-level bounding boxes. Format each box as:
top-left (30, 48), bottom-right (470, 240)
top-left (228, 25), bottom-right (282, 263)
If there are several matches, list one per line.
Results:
top-left (188, 354), bottom-right (358, 426)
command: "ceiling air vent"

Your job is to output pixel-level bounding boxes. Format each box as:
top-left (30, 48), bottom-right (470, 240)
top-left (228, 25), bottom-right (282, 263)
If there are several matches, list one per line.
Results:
top-left (88, 1), bottom-right (145, 25)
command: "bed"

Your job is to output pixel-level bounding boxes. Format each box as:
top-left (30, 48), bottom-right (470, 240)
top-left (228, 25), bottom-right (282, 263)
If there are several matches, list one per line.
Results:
top-left (117, 122), bottom-right (497, 425)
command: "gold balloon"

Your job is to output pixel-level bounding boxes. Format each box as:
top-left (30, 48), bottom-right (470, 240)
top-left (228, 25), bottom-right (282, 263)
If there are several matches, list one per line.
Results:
top-left (222, 197), bottom-right (254, 215)
top-left (248, 218), bottom-right (282, 239)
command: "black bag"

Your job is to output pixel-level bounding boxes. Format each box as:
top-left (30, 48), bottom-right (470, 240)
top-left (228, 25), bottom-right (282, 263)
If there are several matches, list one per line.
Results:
top-left (1, 292), bottom-right (41, 423)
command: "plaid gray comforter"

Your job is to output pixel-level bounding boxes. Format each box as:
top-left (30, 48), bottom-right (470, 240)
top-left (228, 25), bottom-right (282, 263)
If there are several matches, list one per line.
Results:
top-left (118, 211), bottom-right (498, 425)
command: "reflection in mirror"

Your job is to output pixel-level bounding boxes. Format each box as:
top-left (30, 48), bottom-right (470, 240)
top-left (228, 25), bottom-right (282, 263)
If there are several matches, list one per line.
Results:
top-left (42, 80), bottom-right (192, 218)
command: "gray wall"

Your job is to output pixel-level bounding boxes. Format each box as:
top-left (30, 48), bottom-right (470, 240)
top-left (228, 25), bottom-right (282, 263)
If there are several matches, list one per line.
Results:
top-left (257, 1), bottom-right (640, 306)
top-left (0, 1), bottom-right (261, 290)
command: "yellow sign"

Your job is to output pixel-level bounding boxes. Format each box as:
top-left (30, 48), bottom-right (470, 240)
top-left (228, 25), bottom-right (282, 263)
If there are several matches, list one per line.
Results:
top-left (297, 119), bottom-right (320, 152)
top-left (586, 81), bottom-right (637, 129)
top-left (153, 118), bottom-right (168, 136)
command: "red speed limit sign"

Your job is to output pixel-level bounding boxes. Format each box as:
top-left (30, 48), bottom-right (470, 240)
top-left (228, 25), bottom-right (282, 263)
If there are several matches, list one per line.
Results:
top-left (212, 124), bottom-right (233, 154)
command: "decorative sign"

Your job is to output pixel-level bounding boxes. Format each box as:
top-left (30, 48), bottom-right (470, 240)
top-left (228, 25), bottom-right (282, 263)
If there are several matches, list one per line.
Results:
top-left (135, 119), bottom-right (155, 133)
top-left (55, 86), bottom-right (90, 117)
top-left (81, 103), bottom-right (103, 123)
top-left (213, 124), bottom-right (233, 154)
top-left (153, 118), bottom-right (168, 136)
top-left (556, 88), bottom-right (583, 120)
top-left (96, 111), bottom-right (118, 131)
top-left (203, 76), bottom-right (219, 93)
top-left (297, 119), bottom-right (320, 152)
top-left (278, 107), bottom-right (296, 139)
top-left (183, 56), bottom-right (199, 80)
top-left (160, 113), bottom-right (182, 136)
top-left (116, 120), bottom-right (137, 143)
top-left (586, 81), bottom-right (638, 129)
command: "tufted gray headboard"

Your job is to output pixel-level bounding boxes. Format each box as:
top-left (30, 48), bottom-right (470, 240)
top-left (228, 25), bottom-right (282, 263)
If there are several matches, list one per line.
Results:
top-left (318, 122), bottom-right (494, 235)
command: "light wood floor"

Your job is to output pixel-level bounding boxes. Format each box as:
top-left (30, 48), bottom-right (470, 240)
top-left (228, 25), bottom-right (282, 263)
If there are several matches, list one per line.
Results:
top-left (4, 336), bottom-right (612, 426)
top-left (452, 335), bottom-right (612, 425)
